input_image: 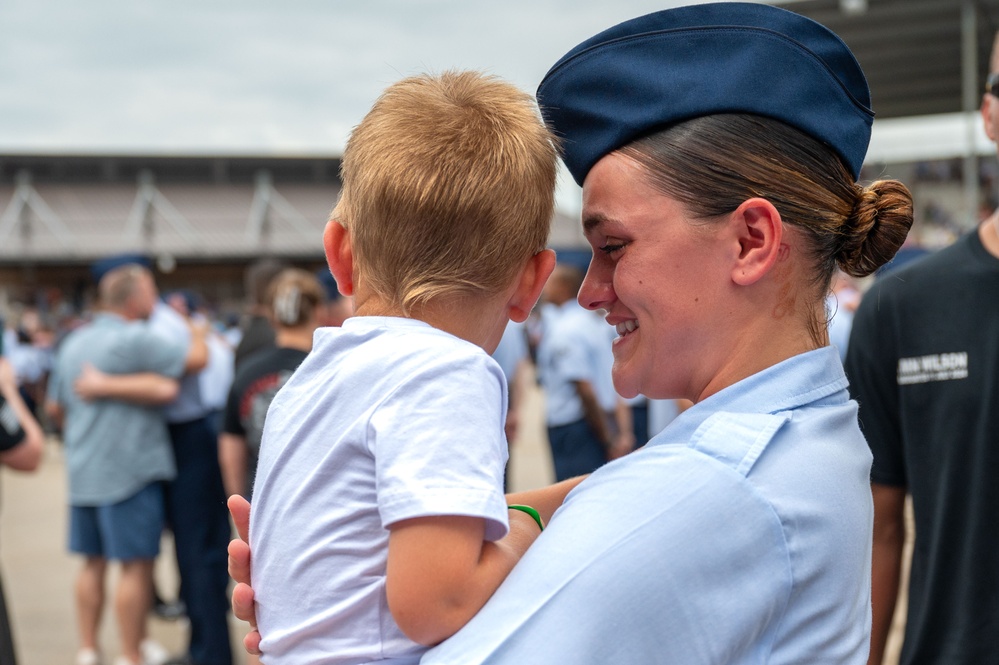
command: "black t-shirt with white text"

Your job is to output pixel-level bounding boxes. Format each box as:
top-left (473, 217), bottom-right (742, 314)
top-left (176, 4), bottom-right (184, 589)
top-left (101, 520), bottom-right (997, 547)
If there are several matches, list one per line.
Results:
top-left (845, 229), bottom-right (999, 664)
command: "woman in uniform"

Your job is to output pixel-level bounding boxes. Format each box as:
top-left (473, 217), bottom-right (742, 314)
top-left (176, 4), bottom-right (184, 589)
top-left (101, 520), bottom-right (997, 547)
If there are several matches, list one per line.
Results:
top-left (231, 4), bottom-right (913, 662)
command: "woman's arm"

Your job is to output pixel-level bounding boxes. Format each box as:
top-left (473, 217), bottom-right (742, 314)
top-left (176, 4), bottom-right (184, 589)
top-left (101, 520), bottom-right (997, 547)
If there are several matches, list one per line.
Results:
top-left (73, 363), bottom-right (180, 405)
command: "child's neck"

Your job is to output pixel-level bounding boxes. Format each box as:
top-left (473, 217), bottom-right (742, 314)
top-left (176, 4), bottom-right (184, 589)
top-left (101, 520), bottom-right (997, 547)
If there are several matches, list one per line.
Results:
top-left (352, 291), bottom-right (509, 354)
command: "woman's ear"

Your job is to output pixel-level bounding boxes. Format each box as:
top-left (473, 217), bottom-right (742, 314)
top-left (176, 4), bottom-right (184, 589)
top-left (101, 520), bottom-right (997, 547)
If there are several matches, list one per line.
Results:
top-left (323, 220), bottom-right (355, 297)
top-left (729, 198), bottom-right (783, 286)
top-left (508, 249), bottom-right (557, 323)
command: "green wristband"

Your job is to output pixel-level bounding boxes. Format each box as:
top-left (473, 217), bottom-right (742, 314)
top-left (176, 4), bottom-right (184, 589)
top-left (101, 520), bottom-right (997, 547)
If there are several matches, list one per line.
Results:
top-left (508, 504), bottom-right (544, 532)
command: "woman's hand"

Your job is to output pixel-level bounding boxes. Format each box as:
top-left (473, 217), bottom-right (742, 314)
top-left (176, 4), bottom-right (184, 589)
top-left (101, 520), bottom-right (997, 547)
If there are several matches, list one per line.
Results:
top-left (227, 494), bottom-right (262, 655)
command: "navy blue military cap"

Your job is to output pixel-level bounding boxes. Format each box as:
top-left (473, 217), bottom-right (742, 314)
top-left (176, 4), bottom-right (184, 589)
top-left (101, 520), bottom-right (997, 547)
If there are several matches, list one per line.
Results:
top-left (90, 253), bottom-right (152, 284)
top-left (536, 2), bottom-right (874, 185)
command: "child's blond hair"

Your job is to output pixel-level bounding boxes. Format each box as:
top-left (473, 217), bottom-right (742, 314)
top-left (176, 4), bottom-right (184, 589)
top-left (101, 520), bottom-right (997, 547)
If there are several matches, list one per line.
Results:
top-left (333, 70), bottom-right (558, 314)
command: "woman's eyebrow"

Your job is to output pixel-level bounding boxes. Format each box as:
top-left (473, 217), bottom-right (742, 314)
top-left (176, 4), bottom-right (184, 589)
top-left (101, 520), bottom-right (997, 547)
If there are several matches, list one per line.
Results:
top-left (582, 213), bottom-right (609, 236)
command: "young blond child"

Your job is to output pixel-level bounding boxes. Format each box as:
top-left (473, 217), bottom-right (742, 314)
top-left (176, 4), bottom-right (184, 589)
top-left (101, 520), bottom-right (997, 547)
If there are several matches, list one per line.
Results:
top-left (247, 70), bottom-right (565, 664)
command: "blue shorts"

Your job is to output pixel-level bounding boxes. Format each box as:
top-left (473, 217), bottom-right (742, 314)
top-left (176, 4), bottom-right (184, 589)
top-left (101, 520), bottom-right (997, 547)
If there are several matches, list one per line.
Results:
top-left (69, 483), bottom-right (165, 561)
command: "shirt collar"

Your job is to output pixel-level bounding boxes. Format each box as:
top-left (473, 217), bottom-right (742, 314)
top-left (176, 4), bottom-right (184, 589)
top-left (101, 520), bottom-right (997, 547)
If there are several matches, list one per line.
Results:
top-left (651, 346), bottom-right (849, 446)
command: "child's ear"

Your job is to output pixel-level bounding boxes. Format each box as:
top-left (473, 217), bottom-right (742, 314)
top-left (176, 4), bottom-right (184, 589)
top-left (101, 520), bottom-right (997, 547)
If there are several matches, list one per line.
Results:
top-left (323, 220), bottom-right (355, 297)
top-left (508, 249), bottom-right (557, 323)
top-left (728, 198), bottom-right (783, 286)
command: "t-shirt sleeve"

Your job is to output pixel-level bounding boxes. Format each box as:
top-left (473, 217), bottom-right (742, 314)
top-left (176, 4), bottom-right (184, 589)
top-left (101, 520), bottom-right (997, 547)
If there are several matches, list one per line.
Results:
top-left (0, 395), bottom-right (26, 452)
top-left (372, 349), bottom-right (510, 541)
top-left (844, 283), bottom-right (906, 487)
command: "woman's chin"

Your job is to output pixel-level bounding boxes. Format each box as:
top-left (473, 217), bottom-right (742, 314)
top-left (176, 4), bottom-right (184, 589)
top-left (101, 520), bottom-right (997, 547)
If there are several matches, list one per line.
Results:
top-left (611, 365), bottom-right (641, 400)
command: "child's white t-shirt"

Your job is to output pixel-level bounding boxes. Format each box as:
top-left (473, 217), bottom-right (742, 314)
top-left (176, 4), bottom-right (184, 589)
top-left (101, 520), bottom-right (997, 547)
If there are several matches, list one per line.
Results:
top-left (250, 316), bottom-right (511, 664)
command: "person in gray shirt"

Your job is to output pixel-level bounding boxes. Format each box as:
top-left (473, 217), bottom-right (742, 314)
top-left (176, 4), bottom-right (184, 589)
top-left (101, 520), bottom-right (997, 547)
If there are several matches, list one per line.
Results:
top-left (46, 264), bottom-right (193, 665)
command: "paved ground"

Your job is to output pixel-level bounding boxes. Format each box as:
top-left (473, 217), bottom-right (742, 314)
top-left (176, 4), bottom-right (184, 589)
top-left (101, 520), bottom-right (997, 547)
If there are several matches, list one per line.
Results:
top-left (0, 374), bottom-right (908, 664)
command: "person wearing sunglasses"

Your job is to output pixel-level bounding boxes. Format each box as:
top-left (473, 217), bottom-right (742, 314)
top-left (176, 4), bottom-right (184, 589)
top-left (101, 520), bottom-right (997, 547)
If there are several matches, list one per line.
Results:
top-left (845, 32), bottom-right (999, 665)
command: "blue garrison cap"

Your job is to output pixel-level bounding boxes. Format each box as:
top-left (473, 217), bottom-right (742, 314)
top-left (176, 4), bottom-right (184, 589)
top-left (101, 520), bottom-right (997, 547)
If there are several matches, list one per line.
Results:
top-left (90, 253), bottom-right (151, 283)
top-left (536, 2), bottom-right (874, 185)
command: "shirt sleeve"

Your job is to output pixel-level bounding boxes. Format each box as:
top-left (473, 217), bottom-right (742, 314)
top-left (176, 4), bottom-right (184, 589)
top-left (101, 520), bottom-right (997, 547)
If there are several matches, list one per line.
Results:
top-left (844, 282), bottom-right (906, 487)
top-left (372, 348), bottom-right (510, 541)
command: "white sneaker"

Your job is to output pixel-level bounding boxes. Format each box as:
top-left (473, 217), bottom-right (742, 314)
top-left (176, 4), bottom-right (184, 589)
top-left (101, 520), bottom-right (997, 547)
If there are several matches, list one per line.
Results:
top-left (140, 639), bottom-right (171, 665)
top-left (76, 648), bottom-right (102, 665)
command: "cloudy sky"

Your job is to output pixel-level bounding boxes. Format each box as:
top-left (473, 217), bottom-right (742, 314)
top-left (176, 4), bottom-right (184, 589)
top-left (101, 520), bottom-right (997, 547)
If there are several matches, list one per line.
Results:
top-left (1, 0), bottom-right (811, 211)
top-left (1, 0), bottom-right (745, 154)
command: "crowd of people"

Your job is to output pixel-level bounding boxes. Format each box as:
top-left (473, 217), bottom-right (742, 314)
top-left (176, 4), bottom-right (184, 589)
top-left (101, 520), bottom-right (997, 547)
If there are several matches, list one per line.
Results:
top-left (0, 246), bottom-right (688, 665)
top-left (0, 257), bottom-right (351, 665)
top-left (2, 3), bottom-right (998, 665)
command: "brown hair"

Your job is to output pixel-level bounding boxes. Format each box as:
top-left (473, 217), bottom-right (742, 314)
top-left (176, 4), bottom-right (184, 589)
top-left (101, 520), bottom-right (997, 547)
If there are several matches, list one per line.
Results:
top-left (333, 70), bottom-right (558, 314)
top-left (619, 114), bottom-right (912, 336)
top-left (266, 268), bottom-right (325, 328)
top-left (245, 258), bottom-right (289, 306)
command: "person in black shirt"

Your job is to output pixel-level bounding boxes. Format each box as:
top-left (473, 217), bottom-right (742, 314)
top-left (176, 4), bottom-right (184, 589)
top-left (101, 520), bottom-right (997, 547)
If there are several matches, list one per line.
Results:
top-left (845, 31), bottom-right (999, 665)
top-left (220, 269), bottom-right (325, 499)
top-left (233, 259), bottom-right (289, 371)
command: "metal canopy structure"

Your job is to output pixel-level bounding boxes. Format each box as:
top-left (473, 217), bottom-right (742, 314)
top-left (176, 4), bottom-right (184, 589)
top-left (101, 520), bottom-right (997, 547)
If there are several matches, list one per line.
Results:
top-left (782, 0), bottom-right (999, 119)
top-left (779, 0), bottom-right (999, 229)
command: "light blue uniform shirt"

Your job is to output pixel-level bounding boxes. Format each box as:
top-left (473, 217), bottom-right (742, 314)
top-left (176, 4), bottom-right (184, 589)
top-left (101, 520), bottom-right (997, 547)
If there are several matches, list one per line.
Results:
top-left (491, 320), bottom-right (528, 390)
top-left (424, 346), bottom-right (873, 664)
top-left (48, 313), bottom-right (187, 505)
top-left (536, 301), bottom-right (608, 427)
top-left (149, 302), bottom-right (207, 423)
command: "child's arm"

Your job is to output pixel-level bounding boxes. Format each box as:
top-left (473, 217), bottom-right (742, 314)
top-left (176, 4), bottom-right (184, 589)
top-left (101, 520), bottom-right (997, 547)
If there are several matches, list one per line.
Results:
top-left (385, 510), bottom-right (542, 646)
top-left (506, 474), bottom-right (589, 525)
top-left (224, 477), bottom-right (591, 653)
top-left (386, 475), bottom-right (590, 646)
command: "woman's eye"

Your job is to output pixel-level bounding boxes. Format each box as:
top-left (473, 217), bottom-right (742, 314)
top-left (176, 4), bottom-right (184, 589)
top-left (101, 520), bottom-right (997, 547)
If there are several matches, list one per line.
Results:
top-left (599, 243), bottom-right (625, 255)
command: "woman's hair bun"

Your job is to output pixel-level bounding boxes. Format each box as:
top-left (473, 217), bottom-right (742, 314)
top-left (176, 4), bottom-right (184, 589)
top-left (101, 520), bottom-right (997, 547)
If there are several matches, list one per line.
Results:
top-left (837, 179), bottom-right (914, 278)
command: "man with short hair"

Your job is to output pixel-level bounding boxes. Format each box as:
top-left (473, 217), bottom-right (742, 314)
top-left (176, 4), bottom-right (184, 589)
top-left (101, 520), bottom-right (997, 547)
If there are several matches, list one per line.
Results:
top-left (845, 32), bottom-right (999, 665)
top-left (47, 264), bottom-right (195, 665)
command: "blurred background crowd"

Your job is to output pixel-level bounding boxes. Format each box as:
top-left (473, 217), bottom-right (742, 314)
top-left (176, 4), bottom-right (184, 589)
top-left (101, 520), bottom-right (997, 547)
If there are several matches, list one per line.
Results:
top-left (2, 1), bottom-right (999, 664)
